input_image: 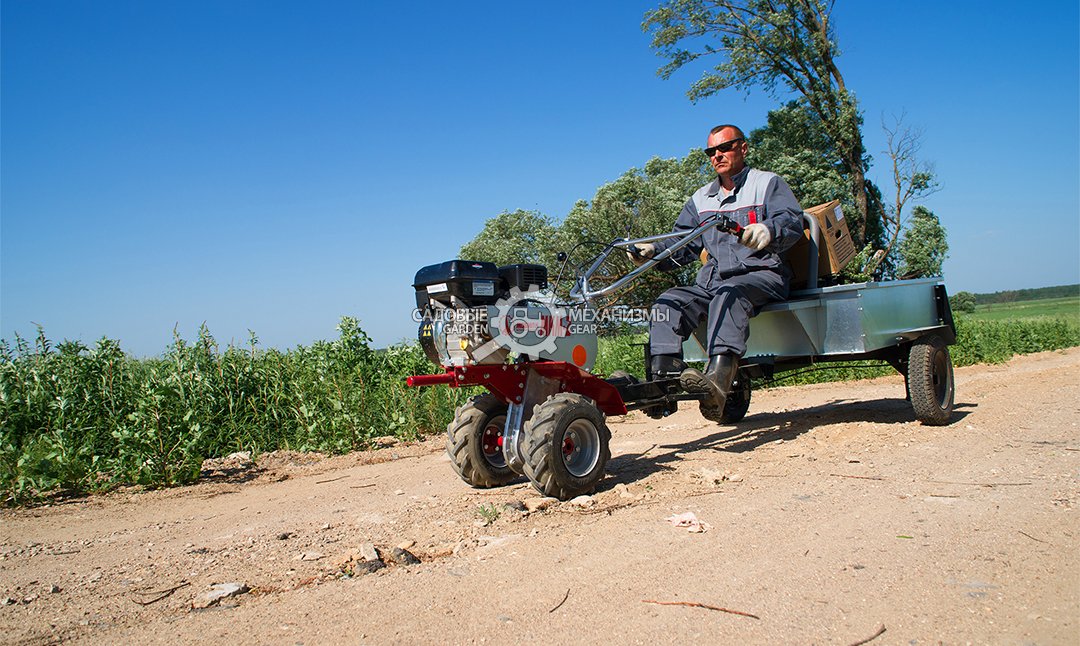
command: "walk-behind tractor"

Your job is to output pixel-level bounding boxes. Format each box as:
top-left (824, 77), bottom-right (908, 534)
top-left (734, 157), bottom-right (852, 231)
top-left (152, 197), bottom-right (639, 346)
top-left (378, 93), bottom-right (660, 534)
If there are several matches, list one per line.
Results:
top-left (407, 212), bottom-right (957, 500)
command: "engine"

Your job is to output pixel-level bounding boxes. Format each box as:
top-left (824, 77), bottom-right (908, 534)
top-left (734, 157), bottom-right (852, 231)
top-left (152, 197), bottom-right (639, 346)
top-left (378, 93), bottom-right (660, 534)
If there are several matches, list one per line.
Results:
top-left (413, 260), bottom-right (550, 367)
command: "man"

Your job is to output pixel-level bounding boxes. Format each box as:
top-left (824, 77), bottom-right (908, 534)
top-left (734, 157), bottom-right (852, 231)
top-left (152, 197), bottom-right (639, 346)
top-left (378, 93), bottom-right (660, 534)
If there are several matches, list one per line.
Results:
top-left (630, 124), bottom-right (804, 421)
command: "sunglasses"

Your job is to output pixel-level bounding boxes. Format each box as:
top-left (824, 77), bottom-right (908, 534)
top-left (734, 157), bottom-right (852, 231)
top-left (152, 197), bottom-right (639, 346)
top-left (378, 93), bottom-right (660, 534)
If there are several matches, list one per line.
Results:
top-left (704, 138), bottom-right (744, 157)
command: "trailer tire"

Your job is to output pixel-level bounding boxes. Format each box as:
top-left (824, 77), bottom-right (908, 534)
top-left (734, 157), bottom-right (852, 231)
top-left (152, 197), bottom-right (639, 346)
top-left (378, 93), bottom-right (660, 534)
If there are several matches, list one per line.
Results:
top-left (522, 393), bottom-right (610, 500)
top-left (908, 335), bottom-right (955, 425)
top-left (446, 394), bottom-right (516, 488)
top-left (720, 372), bottom-right (752, 423)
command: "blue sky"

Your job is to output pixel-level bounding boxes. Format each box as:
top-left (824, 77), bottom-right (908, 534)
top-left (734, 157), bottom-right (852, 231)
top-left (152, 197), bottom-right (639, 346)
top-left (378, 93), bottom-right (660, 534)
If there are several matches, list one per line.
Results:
top-left (3, 1), bottom-right (1078, 356)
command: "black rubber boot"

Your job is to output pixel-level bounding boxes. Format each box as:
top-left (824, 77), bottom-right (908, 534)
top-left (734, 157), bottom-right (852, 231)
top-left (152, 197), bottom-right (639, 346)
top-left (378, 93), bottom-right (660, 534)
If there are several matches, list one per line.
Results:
top-left (650, 354), bottom-right (688, 380)
top-left (679, 354), bottom-right (739, 422)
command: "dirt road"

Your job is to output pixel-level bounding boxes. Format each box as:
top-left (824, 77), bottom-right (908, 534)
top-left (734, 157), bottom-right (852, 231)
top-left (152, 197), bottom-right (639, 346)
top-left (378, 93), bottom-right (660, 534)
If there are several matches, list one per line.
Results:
top-left (2, 349), bottom-right (1078, 645)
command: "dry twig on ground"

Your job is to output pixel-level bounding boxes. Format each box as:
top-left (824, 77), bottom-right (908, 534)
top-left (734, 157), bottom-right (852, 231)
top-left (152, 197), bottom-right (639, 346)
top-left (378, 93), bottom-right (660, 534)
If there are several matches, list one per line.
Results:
top-left (847, 624), bottom-right (886, 646)
top-left (131, 582), bottom-right (190, 606)
top-left (642, 599), bottom-right (759, 619)
top-left (548, 589), bottom-right (570, 613)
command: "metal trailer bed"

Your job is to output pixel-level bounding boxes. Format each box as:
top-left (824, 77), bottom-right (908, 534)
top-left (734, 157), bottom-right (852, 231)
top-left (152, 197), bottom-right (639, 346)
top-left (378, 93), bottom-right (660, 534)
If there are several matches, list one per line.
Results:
top-left (679, 275), bottom-right (957, 426)
top-left (579, 210), bottom-right (958, 426)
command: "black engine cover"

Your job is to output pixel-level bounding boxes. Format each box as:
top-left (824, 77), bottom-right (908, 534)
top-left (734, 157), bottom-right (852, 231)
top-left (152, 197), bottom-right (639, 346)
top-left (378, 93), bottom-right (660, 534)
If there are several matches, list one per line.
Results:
top-left (413, 259), bottom-right (501, 309)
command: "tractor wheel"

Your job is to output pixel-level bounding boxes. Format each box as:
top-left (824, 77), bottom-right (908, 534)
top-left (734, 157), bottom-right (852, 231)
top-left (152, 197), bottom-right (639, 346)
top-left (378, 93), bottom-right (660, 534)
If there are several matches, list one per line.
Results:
top-left (522, 393), bottom-right (611, 500)
top-left (446, 394), bottom-right (515, 488)
top-left (908, 335), bottom-right (955, 425)
top-left (720, 371), bottom-right (752, 423)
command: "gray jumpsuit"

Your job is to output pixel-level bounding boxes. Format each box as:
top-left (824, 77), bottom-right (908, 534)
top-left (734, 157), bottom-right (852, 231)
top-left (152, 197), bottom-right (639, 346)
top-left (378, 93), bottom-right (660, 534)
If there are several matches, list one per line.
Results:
top-left (649, 166), bottom-right (805, 358)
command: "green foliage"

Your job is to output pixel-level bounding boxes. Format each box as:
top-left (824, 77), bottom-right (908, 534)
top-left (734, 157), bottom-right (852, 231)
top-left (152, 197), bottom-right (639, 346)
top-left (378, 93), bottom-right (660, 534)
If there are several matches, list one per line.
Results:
top-left (973, 284), bottom-right (1079, 305)
top-left (950, 291), bottom-right (977, 314)
top-left (0, 321), bottom-right (471, 503)
top-left (967, 296), bottom-right (1079, 322)
top-left (459, 210), bottom-right (559, 268)
top-left (4, 296), bottom-right (1077, 505)
top-left (747, 100), bottom-right (860, 224)
top-left (592, 333), bottom-right (648, 378)
top-left (948, 316), bottom-right (1079, 365)
top-left (475, 503), bottom-right (502, 523)
top-left (557, 153), bottom-right (713, 309)
top-left (643, 0), bottom-right (879, 248)
top-left (897, 206), bottom-right (948, 278)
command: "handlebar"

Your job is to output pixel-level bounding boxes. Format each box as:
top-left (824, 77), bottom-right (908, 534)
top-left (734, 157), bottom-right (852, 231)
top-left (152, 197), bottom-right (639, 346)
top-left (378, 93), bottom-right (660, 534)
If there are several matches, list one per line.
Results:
top-left (570, 214), bottom-right (743, 302)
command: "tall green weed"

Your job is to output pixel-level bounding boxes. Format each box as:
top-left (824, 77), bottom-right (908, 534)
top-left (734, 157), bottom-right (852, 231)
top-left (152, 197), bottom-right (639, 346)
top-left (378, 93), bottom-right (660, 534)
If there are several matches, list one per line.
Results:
top-left (0, 319), bottom-right (470, 503)
top-left (2, 314), bottom-right (1076, 503)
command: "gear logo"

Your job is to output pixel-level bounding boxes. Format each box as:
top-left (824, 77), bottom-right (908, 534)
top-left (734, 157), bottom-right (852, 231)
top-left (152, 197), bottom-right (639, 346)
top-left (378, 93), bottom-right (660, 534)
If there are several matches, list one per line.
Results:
top-left (472, 285), bottom-right (567, 361)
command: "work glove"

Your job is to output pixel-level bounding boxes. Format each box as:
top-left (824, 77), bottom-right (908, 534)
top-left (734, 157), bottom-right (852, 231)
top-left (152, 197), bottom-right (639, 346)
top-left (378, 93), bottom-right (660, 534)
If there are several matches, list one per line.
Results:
top-left (627, 243), bottom-right (656, 266)
top-left (739, 223), bottom-right (772, 252)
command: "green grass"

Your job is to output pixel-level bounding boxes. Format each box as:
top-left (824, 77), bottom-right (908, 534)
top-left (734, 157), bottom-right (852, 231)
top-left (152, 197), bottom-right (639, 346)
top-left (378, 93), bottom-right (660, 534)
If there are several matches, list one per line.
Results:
top-left (967, 296), bottom-right (1079, 323)
top-left (0, 319), bottom-right (474, 503)
top-left (3, 303), bottom-right (1079, 504)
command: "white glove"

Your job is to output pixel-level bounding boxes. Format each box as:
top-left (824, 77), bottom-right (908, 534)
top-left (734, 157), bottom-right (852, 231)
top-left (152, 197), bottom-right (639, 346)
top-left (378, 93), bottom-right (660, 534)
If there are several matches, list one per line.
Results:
top-left (740, 223), bottom-right (772, 252)
top-left (627, 243), bottom-right (656, 266)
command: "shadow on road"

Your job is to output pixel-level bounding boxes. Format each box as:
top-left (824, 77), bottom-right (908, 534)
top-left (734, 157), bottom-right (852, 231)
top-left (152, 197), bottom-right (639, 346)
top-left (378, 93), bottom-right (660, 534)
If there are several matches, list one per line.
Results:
top-left (602, 396), bottom-right (975, 491)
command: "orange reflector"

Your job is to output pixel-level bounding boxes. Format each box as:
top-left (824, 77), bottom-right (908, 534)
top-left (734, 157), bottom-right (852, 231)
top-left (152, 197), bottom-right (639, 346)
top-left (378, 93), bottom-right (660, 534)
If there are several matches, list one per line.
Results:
top-left (572, 344), bottom-right (588, 366)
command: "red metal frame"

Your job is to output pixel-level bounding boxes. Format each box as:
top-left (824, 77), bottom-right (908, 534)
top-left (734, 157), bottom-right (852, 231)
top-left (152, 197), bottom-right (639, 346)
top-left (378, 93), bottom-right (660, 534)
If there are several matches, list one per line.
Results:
top-left (406, 361), bottom-right (627, 416)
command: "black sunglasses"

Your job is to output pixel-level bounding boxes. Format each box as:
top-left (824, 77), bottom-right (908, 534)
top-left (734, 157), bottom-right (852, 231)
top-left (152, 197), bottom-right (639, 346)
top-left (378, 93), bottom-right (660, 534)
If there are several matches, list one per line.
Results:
top-left (704, 138), bottom-right (744, 157)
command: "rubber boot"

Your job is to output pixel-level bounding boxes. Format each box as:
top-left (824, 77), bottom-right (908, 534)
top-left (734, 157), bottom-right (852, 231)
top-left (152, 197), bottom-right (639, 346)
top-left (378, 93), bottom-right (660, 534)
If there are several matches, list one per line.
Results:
top-left (649, 354), bottom-right (688, 380)
top-left (679, 354), bottom-right (739, 422)
top-left (644, 354), bottom-right (685, 419)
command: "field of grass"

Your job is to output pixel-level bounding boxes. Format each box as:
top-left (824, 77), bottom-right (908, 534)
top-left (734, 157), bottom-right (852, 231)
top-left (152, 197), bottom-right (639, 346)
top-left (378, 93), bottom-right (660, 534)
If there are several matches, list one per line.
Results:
top-left (967, 296), bottom-right (1079, 323)
top-left (3, 298), bottom-right (1079, 503)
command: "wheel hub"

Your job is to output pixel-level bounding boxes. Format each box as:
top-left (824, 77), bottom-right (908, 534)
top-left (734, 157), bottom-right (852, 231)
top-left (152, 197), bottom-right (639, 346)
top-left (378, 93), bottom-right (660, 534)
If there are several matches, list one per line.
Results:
top-left (561, 419), bottom-right (600, 478)
top-left (482, 420), bottom-right (507, 468)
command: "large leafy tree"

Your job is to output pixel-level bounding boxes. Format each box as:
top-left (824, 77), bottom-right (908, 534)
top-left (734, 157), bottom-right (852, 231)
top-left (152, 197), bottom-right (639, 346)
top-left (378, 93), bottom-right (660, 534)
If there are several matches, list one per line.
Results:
top-left (459, 153), bottom-right (713, 311)
top-left (746, 100), bottom-right (850, 210)
top-left (557, 152), bottom-right (713, 309)
top-left (643, 0), bottom-right (879, 247)
top-left (459, 209), bottom-right (559, 268)
top-left (896, 205), bottom-right (948, 279)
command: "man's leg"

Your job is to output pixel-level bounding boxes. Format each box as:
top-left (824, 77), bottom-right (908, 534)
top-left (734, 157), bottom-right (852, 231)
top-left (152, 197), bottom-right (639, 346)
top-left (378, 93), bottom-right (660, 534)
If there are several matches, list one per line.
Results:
top-left (704, 271), bottom-right (788, 357)
top-left (683, 271), bottom-right (788, 420)
top-left (648, 285), bottom-right (712, 377)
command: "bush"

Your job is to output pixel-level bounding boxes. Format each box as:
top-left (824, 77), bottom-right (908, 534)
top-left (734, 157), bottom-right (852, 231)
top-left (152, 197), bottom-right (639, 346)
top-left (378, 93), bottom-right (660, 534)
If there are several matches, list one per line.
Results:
top-left (3, 314), bottom-right (1076, 503)
top-left (0, 320), bottom-right (470, 503)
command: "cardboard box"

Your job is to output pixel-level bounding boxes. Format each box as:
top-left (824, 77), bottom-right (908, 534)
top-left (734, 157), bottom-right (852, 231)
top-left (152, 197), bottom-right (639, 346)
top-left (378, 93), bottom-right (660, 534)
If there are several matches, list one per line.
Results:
top-left (787, 199), bottom-right (857, 288)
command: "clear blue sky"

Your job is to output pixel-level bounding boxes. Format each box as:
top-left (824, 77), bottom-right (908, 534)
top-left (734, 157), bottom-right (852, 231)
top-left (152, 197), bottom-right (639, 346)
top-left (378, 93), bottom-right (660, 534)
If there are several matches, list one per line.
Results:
top-left (3, 1), bottom-right (1078, 356)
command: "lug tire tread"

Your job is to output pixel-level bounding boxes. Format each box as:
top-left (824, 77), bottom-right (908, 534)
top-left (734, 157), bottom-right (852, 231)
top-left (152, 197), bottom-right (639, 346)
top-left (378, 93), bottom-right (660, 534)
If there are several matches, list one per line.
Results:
top-left (446, 394), bottom-right (515, 488)
top-left (521, 393), bottom-right (611, 500)
top-left (908, 335), bottom-right (955, 426)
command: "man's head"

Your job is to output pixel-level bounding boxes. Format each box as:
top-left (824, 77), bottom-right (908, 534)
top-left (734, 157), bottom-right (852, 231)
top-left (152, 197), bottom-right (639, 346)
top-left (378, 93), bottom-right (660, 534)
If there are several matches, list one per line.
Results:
top-left (705, 124), bottom-right (748, 180)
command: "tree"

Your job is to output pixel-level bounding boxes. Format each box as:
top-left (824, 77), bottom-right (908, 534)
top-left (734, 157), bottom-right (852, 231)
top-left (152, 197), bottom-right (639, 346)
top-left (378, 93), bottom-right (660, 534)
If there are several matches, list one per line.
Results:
top-left (458, 152), bottom-right (713, 313)
top-left (557, 152), bottom-right (712, 309)
top-left (643, 0), bottom-right (880, 246)
top-left (949, 291), bottom-right (976, 314)
top-left (865, 116), bottom-right (941, 278)
top-left (459, 210), bottom-right (559, 268)
top-left (747, 100), bottom-right (851, 211)
top-left (896, 206), bottom-right (948, 279)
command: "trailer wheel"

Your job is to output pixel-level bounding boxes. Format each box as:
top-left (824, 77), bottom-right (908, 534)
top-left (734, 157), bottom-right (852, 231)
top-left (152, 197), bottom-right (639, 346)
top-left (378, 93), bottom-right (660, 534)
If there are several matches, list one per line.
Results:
top-left (720, 372), bottom-right (752, 423)
top-left (908, 335), bottom-right (955, 425)
top-left (522, 393), bottom-right (611, 500)
top-left (446, 394), bottom-right (516, 488)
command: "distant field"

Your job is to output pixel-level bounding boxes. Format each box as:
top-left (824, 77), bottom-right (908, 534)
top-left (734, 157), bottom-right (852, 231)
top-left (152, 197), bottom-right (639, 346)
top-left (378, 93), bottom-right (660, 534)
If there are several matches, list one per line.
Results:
top-left (967, 296), bottom-right (1080, 322)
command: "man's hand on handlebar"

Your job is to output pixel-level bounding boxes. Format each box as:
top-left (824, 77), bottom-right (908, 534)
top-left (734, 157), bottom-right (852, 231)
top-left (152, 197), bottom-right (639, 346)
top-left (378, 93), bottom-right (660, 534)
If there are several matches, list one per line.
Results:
top-left (739, 223), bottom-right (772, 251)
top-left (627, 243), bottom-right (656, 266)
